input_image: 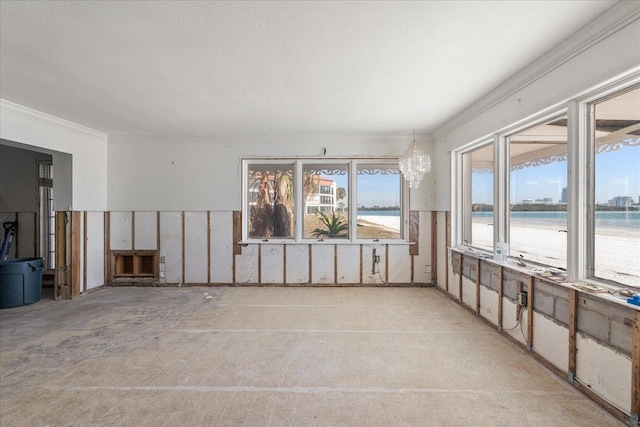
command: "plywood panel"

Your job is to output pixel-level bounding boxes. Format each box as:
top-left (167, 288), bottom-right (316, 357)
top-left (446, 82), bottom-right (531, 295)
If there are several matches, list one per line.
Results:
top-left (286, 244), bottom-right (309, 284)
top-left (160, 212), bottom-right (182, 284)
top-left (85, 211), bottom-right (104, 290)
top-left (134, 211), bottom-right (157, 250)
top-left (388, 244), bottom-right (411, 284)
top-left (184, 212), bottom-right (208, 283)
top-left (235, 244), bottom-right (258, 283)
top-left (312, 245), bottom-right (335, 284)
top-left (110, 211), bottom-right (132, 250)
top-left (261, 245), bottom-right (284, 284)
top-left (333, 245), bottom-right (358, 284)
top-left (211, 211), bottom-right (233, 283)
top-left (577, 333), bottom-right (632, 412)
top-left (533, 312), bottom-right (569, 372)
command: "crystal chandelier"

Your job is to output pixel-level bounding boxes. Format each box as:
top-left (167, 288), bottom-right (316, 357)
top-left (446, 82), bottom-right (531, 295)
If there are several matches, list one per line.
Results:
top-left (399, 130), bottom-right (431, 189)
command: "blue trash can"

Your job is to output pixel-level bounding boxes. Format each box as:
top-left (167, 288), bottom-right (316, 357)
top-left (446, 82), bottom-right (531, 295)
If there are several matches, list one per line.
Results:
top-left (0, 258), bottom-right (44, 308)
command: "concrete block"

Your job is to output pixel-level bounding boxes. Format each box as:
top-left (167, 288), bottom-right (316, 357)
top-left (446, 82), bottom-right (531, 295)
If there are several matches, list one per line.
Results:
top-left (610, 319), bottom-right (632, 356)
top-left (609, 305), bottom-right (634, 356)
top-left (462, 257), bottom-right (476, 281)
top-left (480, 263), bottom-right (499, 291)
top-left (502, 270), bottom-right (522, 301)
top-left (555, 298), bottom-right (569, 326)
top-left (533, 287), bottom-right (555, 317)
top-left (451, 252), bottom-right (461, 274)
top-left (577, 306), bottom-right (610, 344)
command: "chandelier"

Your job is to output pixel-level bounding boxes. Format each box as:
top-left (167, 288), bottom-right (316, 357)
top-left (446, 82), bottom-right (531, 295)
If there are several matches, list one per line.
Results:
top-left (399, 130), bottom-right (431, 189)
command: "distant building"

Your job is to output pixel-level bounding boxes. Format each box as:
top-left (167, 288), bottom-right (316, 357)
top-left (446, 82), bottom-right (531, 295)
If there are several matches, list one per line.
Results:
top-left (535, 198), bottom-right (553, 204)
top-left (561, 187), bottom-right (568, 203)
top-left (306, 176), bottom-right (337, 214)
top-left (608, 196), bottom-right (633, 207)
top-left (522, 199), bottom-right (534, 204)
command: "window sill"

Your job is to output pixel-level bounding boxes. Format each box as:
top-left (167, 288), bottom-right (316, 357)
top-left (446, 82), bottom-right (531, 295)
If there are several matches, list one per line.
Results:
top-left (450, 247), bottom-right (639, 311)
top-left (238, 240), bottom-right (414, 246)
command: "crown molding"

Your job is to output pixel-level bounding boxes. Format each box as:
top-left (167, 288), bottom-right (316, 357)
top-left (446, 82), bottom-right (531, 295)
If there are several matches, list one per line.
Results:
top-left (432, 2), bottom-right (640, 142)
top-left (1, 99), bottom-right (108, 141)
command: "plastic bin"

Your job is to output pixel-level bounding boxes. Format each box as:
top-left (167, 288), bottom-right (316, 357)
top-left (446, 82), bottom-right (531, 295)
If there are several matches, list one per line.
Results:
top-left (0, 258), bottom-right (44, 308)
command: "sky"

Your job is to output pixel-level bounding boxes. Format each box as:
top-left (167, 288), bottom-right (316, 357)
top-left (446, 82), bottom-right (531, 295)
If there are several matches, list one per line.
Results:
top-left (472, 144), bottom-right (639, 205)
top-left (320, 172), bottom-right (401, 208)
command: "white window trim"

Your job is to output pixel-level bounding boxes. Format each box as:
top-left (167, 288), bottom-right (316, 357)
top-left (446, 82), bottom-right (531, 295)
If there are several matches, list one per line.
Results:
top-left (242, 157), bottom-right (408, 244)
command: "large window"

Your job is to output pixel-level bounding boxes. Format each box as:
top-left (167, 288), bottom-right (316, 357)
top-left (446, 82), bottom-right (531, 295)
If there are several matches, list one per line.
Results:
top-left (244, 159), bottom-right (403, 242)
top-left (462, 143), bottom-right (494, 252)
top-left (589, 86), bottom-right (640, 287)
top-left (455, 79), bottom-right (640, 290)
top-left (356, 163), bottom-right (402, 239)
top-left (508, 116), bottom-right (568, 269)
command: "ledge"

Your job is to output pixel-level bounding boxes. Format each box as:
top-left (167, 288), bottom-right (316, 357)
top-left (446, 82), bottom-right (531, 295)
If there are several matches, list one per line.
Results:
top-left (449, 247), bottom-right (639, 311)
top-left (238, 240), bottom-right (414, 246)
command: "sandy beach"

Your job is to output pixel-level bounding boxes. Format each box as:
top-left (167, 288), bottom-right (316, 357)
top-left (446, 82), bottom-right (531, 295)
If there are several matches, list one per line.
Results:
top-left (472, 220), bottom-right (640, 287)
top-left (357, 215), bottom-right (400, 231)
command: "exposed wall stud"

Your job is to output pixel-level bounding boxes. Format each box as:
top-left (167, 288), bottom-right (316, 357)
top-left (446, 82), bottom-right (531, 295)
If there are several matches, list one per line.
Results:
top-left (83, 211), bottom-right (87, 293)
top-left (71, 211), bottom-right (81, 299)
top-left (632, 310), bottom-right (640, 424)
top-left (431, 211), bottom-right (437, 284)
top-left (568, 289), bottom-right (578, 384)
top-left (527, 276), bottom-right (534, 350)
top-left (497, 265), bottom-right (503, 331)
top-left (207, 211), bottom-right (211, 284)
top-left (475, 258), bottom-right (481, 315)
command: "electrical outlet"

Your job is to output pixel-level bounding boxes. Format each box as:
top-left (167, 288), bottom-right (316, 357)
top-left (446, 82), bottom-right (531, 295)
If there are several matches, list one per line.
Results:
top-left (518, 291), bottom-right (528, 308)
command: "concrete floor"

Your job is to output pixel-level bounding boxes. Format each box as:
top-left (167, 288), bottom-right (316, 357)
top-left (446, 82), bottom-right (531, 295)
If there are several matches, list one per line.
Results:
top-left (0, 286), bottom-right (623, 426)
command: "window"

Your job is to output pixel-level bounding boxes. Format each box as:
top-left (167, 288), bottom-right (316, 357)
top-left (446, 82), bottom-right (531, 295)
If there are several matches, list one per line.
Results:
top-left (302, 163), bottom-right (349, 239)
top-left (243, 159), bottom-right (403, 242)
top-left (38, 161), bottom-right (54, 270)
top-left (589, 86), bottom-right (640, 287)
top-left (462, 143), bottom-right (494, 252)
top-left (356, 162), bottom-right (402, 240)
top-left (507, 116), bottom-right (568, 269)
top-left (246, 162), bottom-right (295, 239)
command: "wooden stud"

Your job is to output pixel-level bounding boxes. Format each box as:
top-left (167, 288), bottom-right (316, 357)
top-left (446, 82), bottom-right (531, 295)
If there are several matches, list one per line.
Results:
top-left (207, 211), bottom-right (211, 284)
top-left (232, 211), bottom-right (242, 255)
top-left (131, 211), bottom-right (136, 250)
top-left (258, 244), bottom-right (262, 284)
top-left (181, 211), bottom-right (185, 284)
top-left (475, 258), bottom-right (481, 315)
top-left (632, 310), bottom-right (640, 421)
top-left (71, 211), bottom-right (81, 299)
top-left (55, 211), bottom-right (66, 299)
top-left (308, 244), bottom-right (312, 284)
top-left (568, 289), bottom-right (578, 383)
top-left (83, 211), bottom-right (87, 293)
top-left (431, 211), bottom-right (437, 284)
top-left (458, 254), bottom-right (463, 301)
top-left (104, 212), bottom-right (110, 286)
top-left (445, 212), bottom-right (451, 292)
top-left (156, 211), bottom-right (161, 252)
top-left (527, 276), bottom-right (534, 350)
top-left (497, 265), bottom-right (504, 330)
top-left (516, 281), bottom-right (523, 321)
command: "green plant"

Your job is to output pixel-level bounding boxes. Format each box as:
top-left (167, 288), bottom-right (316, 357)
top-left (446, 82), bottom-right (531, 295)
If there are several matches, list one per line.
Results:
top-left (312, 210), bottom-right (348, 238)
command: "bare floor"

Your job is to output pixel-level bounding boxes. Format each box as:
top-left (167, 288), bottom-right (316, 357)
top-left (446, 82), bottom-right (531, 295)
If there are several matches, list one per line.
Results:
top-left (0, 286), bottom-right (622, 426)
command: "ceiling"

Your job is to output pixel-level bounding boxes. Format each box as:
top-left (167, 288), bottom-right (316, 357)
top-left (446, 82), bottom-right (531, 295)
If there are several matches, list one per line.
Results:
top-left (0, 1), bottom-right (618, 139)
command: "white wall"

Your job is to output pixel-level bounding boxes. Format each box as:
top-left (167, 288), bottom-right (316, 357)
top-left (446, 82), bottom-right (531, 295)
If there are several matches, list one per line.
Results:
top-left (431, 3), bottom-right (640, 211)
top-left (0, 100), bottom-right (108, 211)
top-left (107, 135), bottom-right (434, 211)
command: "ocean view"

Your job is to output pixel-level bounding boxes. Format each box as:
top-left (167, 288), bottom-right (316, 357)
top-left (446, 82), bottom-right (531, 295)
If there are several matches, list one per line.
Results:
top-left (473, 211), bottom-right (640, 232)
top-left (358, 209), bottom-right (400, 217)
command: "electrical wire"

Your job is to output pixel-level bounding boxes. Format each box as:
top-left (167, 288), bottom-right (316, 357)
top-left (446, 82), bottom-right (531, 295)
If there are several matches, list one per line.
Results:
top-left (502, 305), bottom-right (526, 331)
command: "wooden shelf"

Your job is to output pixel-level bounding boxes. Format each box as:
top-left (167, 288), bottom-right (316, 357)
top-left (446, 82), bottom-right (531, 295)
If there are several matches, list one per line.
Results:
top-left (111, 250), bottom-right (158, 279)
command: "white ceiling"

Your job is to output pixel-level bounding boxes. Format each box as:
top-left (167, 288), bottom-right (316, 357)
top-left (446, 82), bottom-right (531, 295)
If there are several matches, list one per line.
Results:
top-left (0, 1), bottom-right (618, 138)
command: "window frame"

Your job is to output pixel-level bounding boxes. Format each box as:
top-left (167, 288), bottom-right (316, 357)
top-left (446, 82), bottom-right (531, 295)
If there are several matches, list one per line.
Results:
top-left (242, 158), bottom-right (407, 244)
top-left (452, 71), bottom-right (640, 291)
